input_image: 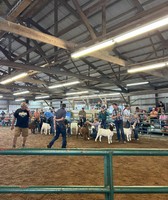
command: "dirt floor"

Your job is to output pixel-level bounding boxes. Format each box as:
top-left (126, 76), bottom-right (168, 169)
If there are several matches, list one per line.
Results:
top-left (0, 127), bottom-right (168, 200)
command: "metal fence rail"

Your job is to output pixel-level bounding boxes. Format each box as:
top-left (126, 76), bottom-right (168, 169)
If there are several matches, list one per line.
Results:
top-left (0, 148), bottom-right (168, 200)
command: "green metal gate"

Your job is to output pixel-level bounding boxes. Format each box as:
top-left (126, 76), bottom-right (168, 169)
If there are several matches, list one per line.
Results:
top-left (0, 148), bottom-right (168, 200)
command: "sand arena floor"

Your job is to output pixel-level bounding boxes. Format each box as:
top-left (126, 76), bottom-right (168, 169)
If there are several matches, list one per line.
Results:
top-left (0, 127), bottom-right (168, 200)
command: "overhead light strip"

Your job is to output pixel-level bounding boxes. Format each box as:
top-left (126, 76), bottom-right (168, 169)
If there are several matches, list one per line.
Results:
top-left (35, 95), bottom-right (50, 99)
top-left (66, 91), bottom-right (89, 95)
top-left (71, 15), bottom-right (168, 58)
top-left (15, 98), bottom-right (25, 102)
top-left (13, 90), bottom-right (30, 95)
top-left (128, 62), bottom-right (168, 73)
top-left (71, 40), bottom-right (115, 58)
top-left (48, 81), bottom-right (80, 89)
top-left (126, 82), bottom-right (149, 86)
top-left (0, 72), bottom-right (28, 85)
top-left (66, 93), bottom-right (120, 100)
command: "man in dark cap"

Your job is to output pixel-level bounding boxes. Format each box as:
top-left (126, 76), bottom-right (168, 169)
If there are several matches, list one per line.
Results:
top-left (47, 103), bottom-right (67, 148)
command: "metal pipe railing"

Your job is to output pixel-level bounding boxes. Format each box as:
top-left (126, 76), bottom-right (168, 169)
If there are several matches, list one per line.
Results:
top-left (0, 148), bottom-right (168, 200)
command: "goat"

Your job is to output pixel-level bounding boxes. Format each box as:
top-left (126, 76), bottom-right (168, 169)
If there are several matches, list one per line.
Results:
top-left (28, 119), bottom-right (38, 134)
top-left (95, 124), bottom-right (114, 144)
top-left (78, 123), bottom-right (90, 140)
top-left (124, 124), bottom-right (135, 141)
top-left (41, 122), bottom-right (51, 135)
top-left (70, 122), bottom-right (78, 135)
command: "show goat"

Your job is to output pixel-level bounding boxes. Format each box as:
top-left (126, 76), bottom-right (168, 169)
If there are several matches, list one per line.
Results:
top-left (124, 124), bottom-right (135, 141)
top-left (41, 122), bottom-right (51, 135)
top-left (79, 123), bottom-right (90, 140)
top-left (95, 124), bottom-right (114, 144)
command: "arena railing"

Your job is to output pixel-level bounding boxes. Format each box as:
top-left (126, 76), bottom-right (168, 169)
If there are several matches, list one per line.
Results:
top-left (0, 148), bottom-right (168, 200)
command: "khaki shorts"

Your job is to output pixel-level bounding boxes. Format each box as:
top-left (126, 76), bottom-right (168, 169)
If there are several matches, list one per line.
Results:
top-left (14, 127), bottom-right (29, 137)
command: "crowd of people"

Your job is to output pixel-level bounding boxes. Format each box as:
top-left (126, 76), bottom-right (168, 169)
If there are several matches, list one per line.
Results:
top-left (4, 100), bottom-right (167, 149)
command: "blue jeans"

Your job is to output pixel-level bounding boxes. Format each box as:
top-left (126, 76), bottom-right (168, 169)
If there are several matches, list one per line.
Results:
top-left (134, 126), bottom-right (139, 140)
top-left (101, 119), bottom-right (107, 129)
top-left (48, 117), bottom-right (55, 134)
top-left (49, 124), bottom-right (66, 148)
top-left (114, 120), bottom-right (125, 141)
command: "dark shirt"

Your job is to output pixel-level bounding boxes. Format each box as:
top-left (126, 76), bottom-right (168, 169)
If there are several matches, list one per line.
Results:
top-left (55, 108), bottom-right (66, 125)
top-left (14, 108), bottom-right (30, 128)
top-left (98, 111), bottom-right (108, 121)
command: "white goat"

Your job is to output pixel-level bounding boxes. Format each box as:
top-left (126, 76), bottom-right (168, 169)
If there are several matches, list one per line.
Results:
top-left (70, 122), bottom-right (78, 135)
top-left (124, 124), bottom-right (135, 141)
top-left (41, 122), bottom-right (51, 135)
top-left (95, 124), bottom-right (114, 144)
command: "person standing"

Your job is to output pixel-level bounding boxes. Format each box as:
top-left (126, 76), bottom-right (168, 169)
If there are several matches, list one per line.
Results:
top-left (11, 102), bottom-right (32, 148)
top-left (44, 109), bottom-right (55, 135)
top-left (34, 108), bottom-right (41, 133)
top-left (78, 107), bottom-right (86, 127)
top-left (123, 105), bottom-right (131, 128)
top-left (98, 106), bottom-right (108, 129)
top-left (47, 104), bottom-right (67, 148)
top-left (111, 103), bottom-right (126, 143)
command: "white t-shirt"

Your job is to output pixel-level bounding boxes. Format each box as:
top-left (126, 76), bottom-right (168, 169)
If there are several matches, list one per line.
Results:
top-left (123, 109), bottom-right (131, 122)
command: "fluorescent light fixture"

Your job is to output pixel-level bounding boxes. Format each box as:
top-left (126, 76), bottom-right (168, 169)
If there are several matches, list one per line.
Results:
top-left (49, 81), bottom-right (80, 89)
top-left (15, 98), bottom-right (25, 102)
top-left (128, 62), bottom-right (167, 73)
top-left (0, 95), bottom-right (3, 98)
top-left (35, 95), bottom-right (50, 99)
top-left (66, 93), bottom-right (120, 100)
top-left (13, 90), bottom-right (29, 96)
top-left (71, 39), bottom-right (115, 58)
top-left (0, 73), bottom-right (28, 85)
top-left (99, 93), bottom-right (120, 96)
top-left (66, 91), bottom-right (89, 96)
top-left (126, 82), bottom-right (149, 87)
top-left (114, 15), bottom-right (168, 43)
top-left (71, 15), bottom-right (168, 58)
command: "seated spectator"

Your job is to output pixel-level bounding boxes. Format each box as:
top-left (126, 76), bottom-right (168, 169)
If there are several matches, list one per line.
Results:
top-left (150, 107), bottom-right (158, 123)
top-left (159, 111), bottom-right (167, 128)
top-left (87, 118), bottom-right (100, 139)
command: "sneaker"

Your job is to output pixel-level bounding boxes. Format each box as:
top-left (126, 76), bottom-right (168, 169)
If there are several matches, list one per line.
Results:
top-left (116, 140), bottom-right (120, 143)
top-left (136, 138), bottom-right (139, 141)
top-left (123, 141), bottom-right (127, 144)
top-left (47, 144), bottom-right (51, 148)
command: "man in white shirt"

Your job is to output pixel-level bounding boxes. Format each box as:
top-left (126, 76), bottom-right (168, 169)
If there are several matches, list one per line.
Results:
top-left (123, 105), bottom-right (131, 128)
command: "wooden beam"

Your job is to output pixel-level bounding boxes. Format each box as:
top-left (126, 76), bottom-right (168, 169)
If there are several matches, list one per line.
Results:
top-left (91, 51), bottom-right (127, 66)
top-left (72, 0), bottom-right (97, 39)
top-left (6, 0), bottom-right (33, 21)
top-left (0, 17), bottom-right (75, 50)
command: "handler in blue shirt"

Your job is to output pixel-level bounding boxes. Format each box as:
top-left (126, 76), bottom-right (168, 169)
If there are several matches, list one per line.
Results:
top-left (47, 104), bottom-right (67, 148)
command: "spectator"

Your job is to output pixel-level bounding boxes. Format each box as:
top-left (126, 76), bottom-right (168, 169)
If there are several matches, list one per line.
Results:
top-left (123, 105), bottom-right (131, 128)
top-left (130, 114), bottom-right (140, 140)
top-left (78, 107), bottom-right (86, 127)
top-left (87, 118), bottom-right (100, 139)
top-left (34, 108), bottom-right (40, 133)
top-left (47, 104), bottom-right (67, 148)
top-left (111, 103), bottom-right (126, 143)
top-left (159, 111), bottom-right (167, 128)
top-left (157, 101), bottom-right (165, 113)
top-left (98, 106), bottom-right (108, 129)
top-left (44, 110), bottom-right (55, 134)
top-left (150, 107), bottom-right (158, 123)
top-left (11, 102), bottom-right (32, 148)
